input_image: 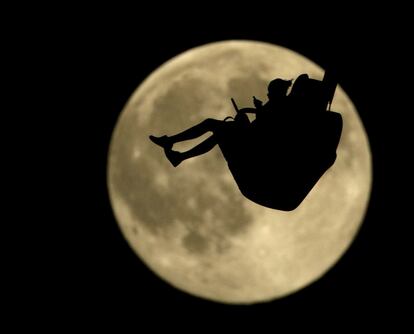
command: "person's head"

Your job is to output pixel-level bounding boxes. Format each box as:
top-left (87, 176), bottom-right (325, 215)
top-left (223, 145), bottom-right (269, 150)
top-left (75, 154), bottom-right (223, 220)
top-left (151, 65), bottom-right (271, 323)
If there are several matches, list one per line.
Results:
top-left (267, 79), bottom-right (292, 100)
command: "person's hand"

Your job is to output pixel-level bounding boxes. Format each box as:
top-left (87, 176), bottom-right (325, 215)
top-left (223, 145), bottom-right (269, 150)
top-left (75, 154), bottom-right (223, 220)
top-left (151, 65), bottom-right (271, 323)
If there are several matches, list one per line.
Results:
top-left (253, 96), bottom-right (263, 108)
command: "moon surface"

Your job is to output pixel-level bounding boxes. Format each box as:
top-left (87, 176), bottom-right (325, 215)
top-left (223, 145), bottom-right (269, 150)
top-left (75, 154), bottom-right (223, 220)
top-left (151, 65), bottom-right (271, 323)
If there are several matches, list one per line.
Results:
top-left (107, 40), bottom-right (372, 304)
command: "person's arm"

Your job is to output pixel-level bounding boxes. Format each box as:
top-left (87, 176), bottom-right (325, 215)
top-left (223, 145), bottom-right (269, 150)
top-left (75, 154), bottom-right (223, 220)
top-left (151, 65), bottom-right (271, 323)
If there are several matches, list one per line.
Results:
top-left (253, 96), bottom-right (263, 109)
top-left (230, 97), bottom-right (263, 115)
top-left (237, 97), bottom-right (264, 115)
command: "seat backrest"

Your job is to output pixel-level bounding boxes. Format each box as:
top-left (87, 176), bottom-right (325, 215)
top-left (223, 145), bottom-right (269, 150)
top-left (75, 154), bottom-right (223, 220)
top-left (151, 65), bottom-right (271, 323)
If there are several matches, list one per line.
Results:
top-left (290, 71), bottom-right (337, 113)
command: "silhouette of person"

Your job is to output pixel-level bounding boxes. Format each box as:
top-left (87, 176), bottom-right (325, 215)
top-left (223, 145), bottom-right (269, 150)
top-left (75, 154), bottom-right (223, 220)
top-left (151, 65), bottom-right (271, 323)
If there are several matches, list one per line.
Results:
top-left (252, 78), bottom-right (292, 124)
top-left (149, 78), bottom-right (292, 167)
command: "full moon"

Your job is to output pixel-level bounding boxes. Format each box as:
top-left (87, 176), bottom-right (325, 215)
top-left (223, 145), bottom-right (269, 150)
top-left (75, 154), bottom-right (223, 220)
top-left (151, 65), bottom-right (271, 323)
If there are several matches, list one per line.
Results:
top-left (107, 40), bottom-right (372, 304)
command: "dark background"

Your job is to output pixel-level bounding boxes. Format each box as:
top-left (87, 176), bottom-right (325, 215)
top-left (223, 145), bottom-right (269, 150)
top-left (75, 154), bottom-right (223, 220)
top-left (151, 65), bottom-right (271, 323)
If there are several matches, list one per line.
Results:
top-left (20, 6), bottom-right (407, 327)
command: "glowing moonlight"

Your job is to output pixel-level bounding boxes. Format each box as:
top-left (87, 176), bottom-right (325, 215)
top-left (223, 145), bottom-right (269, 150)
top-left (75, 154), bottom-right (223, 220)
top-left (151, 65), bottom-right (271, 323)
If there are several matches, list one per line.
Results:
top-left (107, 40), bottom-right (372, 304)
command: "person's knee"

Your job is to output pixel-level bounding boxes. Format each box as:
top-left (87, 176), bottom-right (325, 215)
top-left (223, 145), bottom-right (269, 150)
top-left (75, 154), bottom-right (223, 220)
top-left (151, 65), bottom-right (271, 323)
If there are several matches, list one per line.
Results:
top-left (204, 118), bottom-right (217, 124)
top-left (204, 118), bottom-right (220, 131)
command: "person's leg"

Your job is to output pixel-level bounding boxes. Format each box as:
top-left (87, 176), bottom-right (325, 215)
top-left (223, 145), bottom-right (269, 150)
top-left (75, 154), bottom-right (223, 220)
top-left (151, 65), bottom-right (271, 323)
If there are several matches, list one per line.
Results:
top-left (180, 135), bottom-right (217, 160)
top-left (165, 135), bottom-right (217, 167)
top-left (150, 118), bottom-right (222, 149)
top-left (169, 118), bottom-right (221, 143)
